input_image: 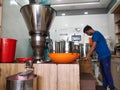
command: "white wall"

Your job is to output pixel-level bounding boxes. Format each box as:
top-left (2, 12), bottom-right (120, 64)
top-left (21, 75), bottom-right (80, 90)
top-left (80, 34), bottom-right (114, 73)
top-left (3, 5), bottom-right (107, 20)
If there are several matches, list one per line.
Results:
top-left (2, 0), bottom-right (33, 58)
top-left (50, 14), bottom-right (115, 45)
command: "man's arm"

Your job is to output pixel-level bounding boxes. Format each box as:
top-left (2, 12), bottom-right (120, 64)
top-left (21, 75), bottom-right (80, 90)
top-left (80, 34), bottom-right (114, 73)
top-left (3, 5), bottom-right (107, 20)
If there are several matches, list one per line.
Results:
top-left (86, 42), bottom-right (97, 59)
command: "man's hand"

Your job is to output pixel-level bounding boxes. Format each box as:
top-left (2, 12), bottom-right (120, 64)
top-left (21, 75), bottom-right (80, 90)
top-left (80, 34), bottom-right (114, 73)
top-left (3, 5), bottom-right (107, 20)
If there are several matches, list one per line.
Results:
top-left (85, 57), bottom-right (91, 61)
top-left (81, 57), bottom-right (91, 61)
top-left (86, 42), bottom-right (97, 59)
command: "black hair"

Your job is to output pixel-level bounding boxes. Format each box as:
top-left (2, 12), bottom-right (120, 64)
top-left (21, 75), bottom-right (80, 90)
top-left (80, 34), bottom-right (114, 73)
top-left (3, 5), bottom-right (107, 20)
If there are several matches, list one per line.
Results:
top-left (83, 25), bottom-right (92, 33)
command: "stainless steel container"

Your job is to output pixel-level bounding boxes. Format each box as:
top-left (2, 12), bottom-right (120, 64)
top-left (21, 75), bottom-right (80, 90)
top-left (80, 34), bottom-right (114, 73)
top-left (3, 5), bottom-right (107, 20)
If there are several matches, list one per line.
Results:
top-left (79, 43), bottom-right (90, 57)
top-left (55, 41), bottom-right (65, 53)
top-left (68, 41), bottom-right (74, 53)
top-left (59, 41), bottom-right (65, 53)
top-left (6, 71), bottom-right (37, 90)
top-left (54, 41), bottom-right (74, 53)
top-left (55, 41), bottom-right (60, 53)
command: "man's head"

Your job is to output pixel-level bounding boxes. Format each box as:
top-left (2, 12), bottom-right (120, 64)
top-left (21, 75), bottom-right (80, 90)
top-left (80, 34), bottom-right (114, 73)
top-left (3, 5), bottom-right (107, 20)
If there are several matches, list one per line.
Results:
top-left (83, 25), bottom-right (94, 36)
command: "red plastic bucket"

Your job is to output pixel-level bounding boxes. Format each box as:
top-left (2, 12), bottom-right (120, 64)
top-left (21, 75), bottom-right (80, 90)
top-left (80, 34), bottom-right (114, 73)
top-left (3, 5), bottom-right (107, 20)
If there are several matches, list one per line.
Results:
top-left (0, 38), bottom-right (17, 63)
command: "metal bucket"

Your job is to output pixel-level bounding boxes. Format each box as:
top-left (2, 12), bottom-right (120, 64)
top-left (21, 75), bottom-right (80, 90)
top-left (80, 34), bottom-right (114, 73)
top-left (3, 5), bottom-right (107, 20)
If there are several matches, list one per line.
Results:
top-left (6, 71), bottom-right (37, 90)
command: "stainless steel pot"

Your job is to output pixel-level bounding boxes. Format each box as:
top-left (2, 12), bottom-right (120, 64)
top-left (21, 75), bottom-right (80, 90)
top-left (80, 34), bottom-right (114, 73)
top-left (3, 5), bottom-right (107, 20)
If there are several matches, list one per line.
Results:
top-left (78, 43), bottom-right (90, 57)
top-left (55, 41), bottom-right (60, 53)
top-left (6, 71), bottom-right (37, 90)
top-left (55, 41), bottom-right (65, 53)
top-left (54, 41), bottom-right (74, 53)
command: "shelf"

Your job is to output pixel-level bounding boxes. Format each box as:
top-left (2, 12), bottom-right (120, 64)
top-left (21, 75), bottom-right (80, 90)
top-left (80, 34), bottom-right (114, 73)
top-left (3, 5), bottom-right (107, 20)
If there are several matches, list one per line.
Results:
top-left (115, 18), bottom-right (120, 24)
top-left (114, 4), bottom-right (120, 45)
top-left (116, 32), bottom-right (120, 35)
top-left (113, 4), bottom-right (120, 14)
top-left (0, 0), bottom-right (2, 5)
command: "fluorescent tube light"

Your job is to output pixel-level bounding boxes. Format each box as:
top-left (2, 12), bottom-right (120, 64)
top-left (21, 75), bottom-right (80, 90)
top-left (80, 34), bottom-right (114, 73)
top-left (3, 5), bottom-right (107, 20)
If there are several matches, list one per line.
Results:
top-left (51, 2), bottom-right (100, 7)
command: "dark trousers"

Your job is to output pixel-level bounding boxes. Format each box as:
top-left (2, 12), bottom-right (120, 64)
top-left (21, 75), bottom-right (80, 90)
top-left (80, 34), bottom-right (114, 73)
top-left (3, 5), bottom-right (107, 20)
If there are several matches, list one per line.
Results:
top-left (99, 56), bottom-right (114, 90)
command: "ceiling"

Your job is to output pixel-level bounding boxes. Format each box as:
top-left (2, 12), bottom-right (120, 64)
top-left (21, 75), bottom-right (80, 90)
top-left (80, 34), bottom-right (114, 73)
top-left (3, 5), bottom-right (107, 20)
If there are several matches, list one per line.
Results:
top-left (16, 0), bottom-right (116, 11)
top-left (50, 0), bottom-right (113, 10)
top-left (45, 0), bottom-right (116, 15)
top-left (35, 0), bottom-right (116, 15)
top-left (16, 0), bottom-right (116, 15)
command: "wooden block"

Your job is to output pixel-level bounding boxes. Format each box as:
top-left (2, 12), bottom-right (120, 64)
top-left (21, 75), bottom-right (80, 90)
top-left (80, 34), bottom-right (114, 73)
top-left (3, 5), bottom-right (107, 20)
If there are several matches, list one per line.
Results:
top-left (34, 64), bottom-right (57, 90)
top-left (58, 64), bottom-right (80, 90)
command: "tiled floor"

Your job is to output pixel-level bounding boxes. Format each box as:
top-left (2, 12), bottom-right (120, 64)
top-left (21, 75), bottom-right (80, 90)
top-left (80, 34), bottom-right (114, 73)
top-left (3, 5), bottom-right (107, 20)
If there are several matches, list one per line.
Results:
top-left (96, 78), bottom-right (110, 90)
top-left (96, 85), bottom-right (106, 90)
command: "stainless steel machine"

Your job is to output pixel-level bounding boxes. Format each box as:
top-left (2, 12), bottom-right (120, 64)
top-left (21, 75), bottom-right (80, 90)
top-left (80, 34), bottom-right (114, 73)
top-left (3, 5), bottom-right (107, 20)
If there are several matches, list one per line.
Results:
top-left (20, 4), bottom-right (56, 62)
top-left (6, 2), bottom-right (56, 90)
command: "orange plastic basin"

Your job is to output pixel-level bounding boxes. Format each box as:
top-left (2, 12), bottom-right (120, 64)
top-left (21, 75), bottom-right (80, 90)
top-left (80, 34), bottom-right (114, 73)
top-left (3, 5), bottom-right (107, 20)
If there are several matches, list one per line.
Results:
top-left (48, 53), bottom-right (80, 64)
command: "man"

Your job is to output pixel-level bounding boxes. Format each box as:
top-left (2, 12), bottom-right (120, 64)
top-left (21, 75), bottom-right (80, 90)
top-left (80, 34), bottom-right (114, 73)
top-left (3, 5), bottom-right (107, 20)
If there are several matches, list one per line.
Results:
top-left (83, 25), bottom-right (114, 90)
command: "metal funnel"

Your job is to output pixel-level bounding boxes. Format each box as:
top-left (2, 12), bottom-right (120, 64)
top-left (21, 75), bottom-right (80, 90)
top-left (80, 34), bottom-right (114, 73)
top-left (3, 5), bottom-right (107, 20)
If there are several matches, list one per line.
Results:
top-left (20, 4), bottom-right (56, 35)
top-left (20, 4), bottom-right (56, 61)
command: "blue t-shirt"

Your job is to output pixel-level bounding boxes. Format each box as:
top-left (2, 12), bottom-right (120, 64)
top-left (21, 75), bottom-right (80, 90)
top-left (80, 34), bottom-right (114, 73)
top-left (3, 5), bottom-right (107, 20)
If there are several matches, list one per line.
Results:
top-left (92, 31), bottom-right (111, 60)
